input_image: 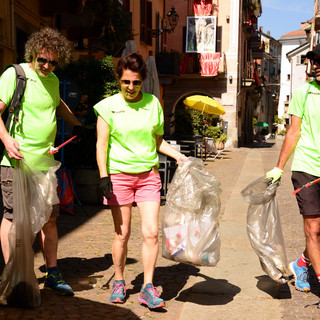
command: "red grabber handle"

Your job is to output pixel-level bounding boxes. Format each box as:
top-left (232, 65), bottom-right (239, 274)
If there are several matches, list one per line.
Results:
top-left (56, 135), bottom-right (78, 149)
top-left (48, 135), bottom-right (77, 154)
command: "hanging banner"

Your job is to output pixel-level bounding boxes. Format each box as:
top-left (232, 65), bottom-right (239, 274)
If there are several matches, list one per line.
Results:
top-left (193, 0), bottom-right (213, 16)
top-left (186, 16), bottom-right (217, 53)
top-left (200, 52), bottom-right (220, 76)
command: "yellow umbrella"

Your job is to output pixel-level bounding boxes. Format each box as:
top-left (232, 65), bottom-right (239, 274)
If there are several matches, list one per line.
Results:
top-left (183, 95), bottom-right (225, 115)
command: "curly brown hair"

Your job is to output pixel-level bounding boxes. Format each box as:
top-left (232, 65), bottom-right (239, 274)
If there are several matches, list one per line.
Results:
top-left (24, 27), bottom-right (72, 67)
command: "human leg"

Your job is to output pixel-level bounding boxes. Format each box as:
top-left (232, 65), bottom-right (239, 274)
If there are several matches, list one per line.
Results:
top-left (41, 216), bottom-right (74, 296)
top-left (40, 217), bottom-right (58, 268)
top-left (137, 201), bottom-right (165, 308)
top-left (137, 201), bottom-right (160, 286)
top-left (290, 172), bottom-right (320, 292)
top-left (0, 217), bottom-right (12, 264)
top-left (109, 204), bottom-right (132, 303)
top-left (303, 216), bottom-right (320, 275)
top-left (0, 166), bottom-right (14, 264)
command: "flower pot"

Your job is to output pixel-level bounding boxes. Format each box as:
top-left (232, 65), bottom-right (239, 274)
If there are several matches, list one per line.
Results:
top-left (215, 141), bottom-right (225, 150)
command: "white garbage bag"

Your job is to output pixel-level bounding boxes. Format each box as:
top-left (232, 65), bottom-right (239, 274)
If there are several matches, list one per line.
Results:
top-left (241, 176), bottom-right (289, 284)
top-left (162, 157), bottom-right (221, 266)
top-left (0, 152), bottom-right (60, 308)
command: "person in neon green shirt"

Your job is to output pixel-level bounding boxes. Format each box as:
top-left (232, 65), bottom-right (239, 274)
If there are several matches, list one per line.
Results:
top-left (0, 27), bottom-right (84, 297)
top-left (266, 44), bottom-right (320, 307)
top-left (95, 53), bottom-right (187, 309)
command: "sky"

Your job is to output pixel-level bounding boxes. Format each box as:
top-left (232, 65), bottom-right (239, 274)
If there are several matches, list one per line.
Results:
top-left (258, 0), bottom-right (315, 40)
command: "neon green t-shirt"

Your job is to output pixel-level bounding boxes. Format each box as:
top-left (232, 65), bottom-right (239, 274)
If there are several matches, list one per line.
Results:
top-left (289, 81), bottom-right (320, 176)
top-left (0, 63), bottom-right (59, 170)
top-left (94, 92), bottom-right (164, 174)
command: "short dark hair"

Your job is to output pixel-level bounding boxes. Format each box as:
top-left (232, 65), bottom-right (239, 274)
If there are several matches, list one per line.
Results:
top-left (116, 53), bottom-right (147, 80)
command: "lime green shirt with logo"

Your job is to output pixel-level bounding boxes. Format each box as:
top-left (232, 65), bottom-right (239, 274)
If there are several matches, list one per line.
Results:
top-left (94, 92), bottom-right (164, 174)
top-left (0, 63), bottom-right (59, 170)
top-left (289, 81), bottom-right (320, 177)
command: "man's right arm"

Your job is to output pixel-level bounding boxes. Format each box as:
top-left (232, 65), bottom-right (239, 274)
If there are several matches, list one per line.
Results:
top-left (276, 115), bottom-right (301, 170)
top-left (0, 100), bottom-right (23, 159)
top-left (266, 115), bottom-right (301, 184)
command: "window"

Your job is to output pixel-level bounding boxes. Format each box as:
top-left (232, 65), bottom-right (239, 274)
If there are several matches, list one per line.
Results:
top-left (300, 54), bottom-right (306, 64)
top-left (140, 0), bottom-right (152, 45)
top-left (287, 74), bottom-right (290, 81)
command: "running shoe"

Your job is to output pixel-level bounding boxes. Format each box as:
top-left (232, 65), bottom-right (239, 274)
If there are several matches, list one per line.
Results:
top-left (44, 271), bottom-right (74, 296)
top-left (110, 280), bottom-right (126, 303)
top-left (138, 283), bottom-right (165, 309)
top-left (289, 259), bottom-right (310, 292)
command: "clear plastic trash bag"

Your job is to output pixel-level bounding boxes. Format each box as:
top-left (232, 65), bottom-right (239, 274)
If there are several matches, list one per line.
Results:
top-left (162, 157), bottom-right (221, 266)
top-left (0, 152), bottom-right (60, 308)
top-left (241, 176), bottom-right (289, 284)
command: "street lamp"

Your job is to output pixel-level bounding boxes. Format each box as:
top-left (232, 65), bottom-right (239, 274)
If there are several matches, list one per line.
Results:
top-left (152, 7), bottom-right (179, 38)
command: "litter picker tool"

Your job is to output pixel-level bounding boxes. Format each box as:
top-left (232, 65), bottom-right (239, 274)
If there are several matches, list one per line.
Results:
top-left (48, 135), bottom-right (77, 154)
top-left (292, 177), bottom-right (320, 195)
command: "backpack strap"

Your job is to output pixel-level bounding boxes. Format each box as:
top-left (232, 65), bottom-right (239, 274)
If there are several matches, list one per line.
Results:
top-left (4, 64), bottom-right (26, 131)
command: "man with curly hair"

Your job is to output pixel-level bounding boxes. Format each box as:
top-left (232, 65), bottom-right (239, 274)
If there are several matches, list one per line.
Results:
top-left (0, 27), bottom-right (84, 296)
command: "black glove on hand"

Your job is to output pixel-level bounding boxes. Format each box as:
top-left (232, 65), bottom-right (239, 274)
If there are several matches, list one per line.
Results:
top-left (72, 125), bottom-right (85, 143)
top-left (99, 176), bottom-right (113, 200)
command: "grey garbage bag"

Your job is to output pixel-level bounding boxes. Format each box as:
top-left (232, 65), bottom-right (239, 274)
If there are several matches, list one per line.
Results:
top-left (241, 176), bottom-right (289, 284)
top-left (162, 157), bottom-right (221, 266)
top-left (0, 152), bottom-right (60, 308)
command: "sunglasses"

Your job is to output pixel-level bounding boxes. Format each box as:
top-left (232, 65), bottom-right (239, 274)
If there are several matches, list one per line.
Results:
top-left (121, 79), bottom-right (142, 86)
top-left (36, 57), bottom-right (59, 67)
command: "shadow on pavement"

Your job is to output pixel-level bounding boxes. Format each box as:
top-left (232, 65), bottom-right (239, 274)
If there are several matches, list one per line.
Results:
top-left (36, 254), bottom-right (137, 292)
top-left (0, 289), bottom-right (141, 320)
top-left (176, 277), bottom-right (240, 306)
top-left (255, 275), bottom-right (287, 299)
top-left (129, 263), bottom-right (201, 301)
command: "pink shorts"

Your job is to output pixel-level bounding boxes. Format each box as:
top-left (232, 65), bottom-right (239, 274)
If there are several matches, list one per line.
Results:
top-left (104, 170), bottom-right (162, 206)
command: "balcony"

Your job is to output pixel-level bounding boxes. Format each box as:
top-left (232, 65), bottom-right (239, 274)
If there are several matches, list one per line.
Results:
top-left (156, 52), bottom-right (180, 76)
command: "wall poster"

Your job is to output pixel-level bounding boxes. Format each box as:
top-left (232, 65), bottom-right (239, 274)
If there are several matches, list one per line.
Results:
top-left (186, 16), bottom-right (217, 53)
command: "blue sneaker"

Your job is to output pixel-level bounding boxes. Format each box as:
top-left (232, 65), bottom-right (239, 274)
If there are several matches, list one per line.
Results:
top-left (44, 271), bottom-right (74, 296)
top-left (110, 280), bottom-right (126, 304)
top-left (138, 283), bottom-right (165, 309)
top-left (289, 259), bottom-right (310, 292)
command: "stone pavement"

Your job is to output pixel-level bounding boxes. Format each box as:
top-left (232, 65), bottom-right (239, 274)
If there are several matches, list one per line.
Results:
top-left (1, 137), bottom-right (320, 319)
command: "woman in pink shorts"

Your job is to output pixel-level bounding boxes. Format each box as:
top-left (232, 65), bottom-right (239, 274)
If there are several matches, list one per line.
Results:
top-left (94, 53), bottom-right (186, 309)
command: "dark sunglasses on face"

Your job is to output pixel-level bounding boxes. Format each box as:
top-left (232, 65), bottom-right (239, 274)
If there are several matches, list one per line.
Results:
top-left (121, 79), bottom-right (142, 86)
top-left (36, 57), bottom-right (59, 67)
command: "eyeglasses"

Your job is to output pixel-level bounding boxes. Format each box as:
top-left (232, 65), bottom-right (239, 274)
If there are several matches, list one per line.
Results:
top-left (312, 58), bottom-right (320, 65)
top-left (36, 57), bottom-right (59, 67)
top-left (121, 79), bottom-right (142, 86)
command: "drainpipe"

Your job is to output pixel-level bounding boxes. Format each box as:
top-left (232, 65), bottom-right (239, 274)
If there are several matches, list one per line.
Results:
top-left (10, 0), bottom-right (15, 49)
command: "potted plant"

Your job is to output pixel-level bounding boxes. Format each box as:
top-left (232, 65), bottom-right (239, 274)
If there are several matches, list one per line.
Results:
top-left (215, 133), bottom-right (228, 150)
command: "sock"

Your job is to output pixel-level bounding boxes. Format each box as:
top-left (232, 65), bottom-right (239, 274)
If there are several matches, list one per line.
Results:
top-left (47, 266), bottom-right (58, 274)
top-left (297, 253), bottom-right (311, 267)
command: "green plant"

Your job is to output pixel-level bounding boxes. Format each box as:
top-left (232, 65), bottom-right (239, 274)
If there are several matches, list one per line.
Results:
top-left (205, 126), bottom-right (224, 140)
top-left (252, 118), bottom-right (258, 127)
top-left (280, 129), bottom-right (287, 136)
top-left (274, 115), bottom-right (284, 125)
top-left (56, 55), bottom-right (119, 126)
top-left (216, 133), bottom-right (228, 143)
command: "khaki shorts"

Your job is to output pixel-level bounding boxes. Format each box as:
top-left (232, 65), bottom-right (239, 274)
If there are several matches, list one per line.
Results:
top-left (0, 166), bottom-right (59, 220)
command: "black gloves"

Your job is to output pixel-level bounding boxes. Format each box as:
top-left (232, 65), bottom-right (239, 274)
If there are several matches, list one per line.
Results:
top-left (72, 125), bottom-right (85, 143)
top-left (99, 176), bottom-right (113, 200)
